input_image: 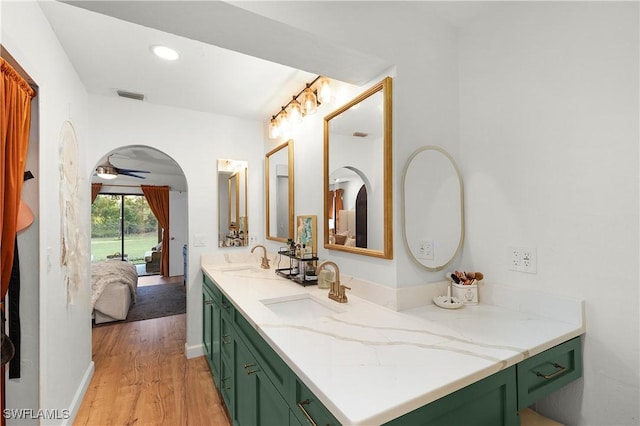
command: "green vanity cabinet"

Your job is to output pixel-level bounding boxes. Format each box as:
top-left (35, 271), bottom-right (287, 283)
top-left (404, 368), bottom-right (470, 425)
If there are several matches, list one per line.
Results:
top-left (202, 274), bottom-right (582, 426)
top-left (203, 274), bottom-right (338, 425)
top-left (516, 336), bottom-right (582, 409)
top-left (385, 367), bottom-right (519, 426)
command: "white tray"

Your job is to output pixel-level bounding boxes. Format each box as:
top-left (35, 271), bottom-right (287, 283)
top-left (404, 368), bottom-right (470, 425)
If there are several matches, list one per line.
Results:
top-left (433, 295), bottom-right (464, 309)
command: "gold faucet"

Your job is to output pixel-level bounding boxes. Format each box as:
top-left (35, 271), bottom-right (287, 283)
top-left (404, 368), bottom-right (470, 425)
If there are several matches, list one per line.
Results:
top-left (251, 245), bottom-right (270, 269)
top-left (317, 261), bottom-right (351, 303)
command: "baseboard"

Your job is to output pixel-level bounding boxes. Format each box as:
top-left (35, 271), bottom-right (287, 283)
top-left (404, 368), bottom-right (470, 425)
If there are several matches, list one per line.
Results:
top-left (185, 342), bottom-right (204, 359)
top-left (63, 361), bottom-right (94, 426)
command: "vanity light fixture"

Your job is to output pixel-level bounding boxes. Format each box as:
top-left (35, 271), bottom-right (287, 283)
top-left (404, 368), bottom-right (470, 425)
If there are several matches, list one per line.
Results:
top-left (267, 76), bottom-right (332, 139)
top-left (150, 45), bottom-right (179, 61)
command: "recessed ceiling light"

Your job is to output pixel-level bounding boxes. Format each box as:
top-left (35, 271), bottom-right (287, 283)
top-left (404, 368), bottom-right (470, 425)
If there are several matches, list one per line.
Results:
top-left (150, 45), bottom-right (179, 61)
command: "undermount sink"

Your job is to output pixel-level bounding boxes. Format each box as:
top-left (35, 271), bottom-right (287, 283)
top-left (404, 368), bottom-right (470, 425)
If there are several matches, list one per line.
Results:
top-left (213, 264), bottom-right (260, 272)
top-left (261, 294), bottom-right (343, 321)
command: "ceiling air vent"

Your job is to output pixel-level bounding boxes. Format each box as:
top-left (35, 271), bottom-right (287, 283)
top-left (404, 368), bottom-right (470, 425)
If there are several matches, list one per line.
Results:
top-left (116, 90), bottom-right (145, 101)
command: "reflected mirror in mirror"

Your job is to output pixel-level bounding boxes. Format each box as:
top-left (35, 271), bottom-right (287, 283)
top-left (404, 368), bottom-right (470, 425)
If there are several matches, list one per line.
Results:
top-left (218, 159), bottom-right (248, 247)
top-left (266, 140), bottom-right (294, 242)
top-left (324, 77), bottom-right (392, 259)
top-left (402, 146), bottom-right (464, 270)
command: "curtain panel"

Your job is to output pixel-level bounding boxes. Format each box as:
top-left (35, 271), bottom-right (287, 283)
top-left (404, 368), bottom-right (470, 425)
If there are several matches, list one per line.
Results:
top-left (91, 183), bottom-right (102, 203)
top-left (1, 58), bottom-right (35, 299)
top-left (141, 185), bottom-right (170, 277)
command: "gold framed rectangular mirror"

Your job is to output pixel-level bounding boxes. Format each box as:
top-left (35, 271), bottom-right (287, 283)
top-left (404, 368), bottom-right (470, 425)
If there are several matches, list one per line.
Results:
top-left (265, 140), bottom-right (294, 242)
top-left (218, 159), bottom-right (248, 247)
top-left (324, 77), bottom-right (393, 259)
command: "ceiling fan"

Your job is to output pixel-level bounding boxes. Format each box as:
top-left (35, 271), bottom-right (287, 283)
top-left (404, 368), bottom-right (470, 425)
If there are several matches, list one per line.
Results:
top-left (96, 155), bottom-right (150, 180)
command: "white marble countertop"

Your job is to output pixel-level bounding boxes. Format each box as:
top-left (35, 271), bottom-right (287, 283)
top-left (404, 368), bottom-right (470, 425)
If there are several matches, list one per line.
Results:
top-left (201, 255), bottom-right (585, 425)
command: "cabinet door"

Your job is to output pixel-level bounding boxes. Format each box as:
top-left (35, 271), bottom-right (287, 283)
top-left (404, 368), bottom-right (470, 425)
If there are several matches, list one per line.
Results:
top-left (233, 329), bottom-right (290, 426)
top-left (234, 338), bottom-right (256, 426)
top-left (255, 369), bottom-right (291, 426)
top-left (202, 287), bottom-right (214, 365)
top-left (210, 296), bottom-right (222, 386)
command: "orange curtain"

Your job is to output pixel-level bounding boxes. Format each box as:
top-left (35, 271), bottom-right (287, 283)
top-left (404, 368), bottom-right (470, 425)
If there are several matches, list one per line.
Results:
top-left (334, 189), bottom-right (344, 232)
top-left (1, 58), bottom-right (35, 299)
top-left (141, 185), bottom-right (170, 277)
top-left (328, 190), bottom-right (335, 220)
top-left (91, 183), bottom-right (102, 203)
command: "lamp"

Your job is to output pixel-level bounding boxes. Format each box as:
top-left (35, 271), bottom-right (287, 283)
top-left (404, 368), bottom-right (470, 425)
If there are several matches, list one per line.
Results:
top-left (267, 76), bottom-right (332, 139)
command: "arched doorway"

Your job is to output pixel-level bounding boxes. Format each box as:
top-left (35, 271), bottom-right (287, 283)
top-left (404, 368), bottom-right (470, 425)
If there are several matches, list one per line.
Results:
top-left (89, 146), bottom-right (188, 324)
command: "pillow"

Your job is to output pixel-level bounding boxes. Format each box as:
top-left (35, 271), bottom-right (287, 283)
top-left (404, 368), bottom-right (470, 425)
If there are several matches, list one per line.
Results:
top-left (344, 237), bottom-right (356, 247)
top-left (334, 234), bottom-right (347, 245)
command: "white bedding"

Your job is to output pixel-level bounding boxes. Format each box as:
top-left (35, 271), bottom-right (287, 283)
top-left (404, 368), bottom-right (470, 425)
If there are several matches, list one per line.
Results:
top-left (91, 261), bottom-right (138, 322)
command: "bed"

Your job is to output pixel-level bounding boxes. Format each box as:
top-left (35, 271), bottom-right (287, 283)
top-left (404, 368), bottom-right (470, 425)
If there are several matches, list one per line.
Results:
top-left (91, 261), bottom-right (138, 324)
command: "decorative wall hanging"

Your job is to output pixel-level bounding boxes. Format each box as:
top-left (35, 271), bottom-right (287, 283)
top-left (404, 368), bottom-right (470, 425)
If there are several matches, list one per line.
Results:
top-left (59, 121), bottom-right (87, 303)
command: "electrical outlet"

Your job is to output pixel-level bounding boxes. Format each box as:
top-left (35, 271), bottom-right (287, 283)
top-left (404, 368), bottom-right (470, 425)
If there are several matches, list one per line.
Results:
top-left (507, 246), bottom-right (537, 273)
top-left (418, 240), bottom-right (434, 260)
top-left (521, 247), bottom-right (537, 273)
top-left (508, 246), bottom-right (520, 269)
top-left (249, 234), bottom-right (258, 244)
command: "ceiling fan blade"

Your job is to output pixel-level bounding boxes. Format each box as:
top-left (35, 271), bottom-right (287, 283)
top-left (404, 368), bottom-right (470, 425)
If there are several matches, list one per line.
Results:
top-left (120, 171), bottom-right (147, 179)
top-left (116, 167), bottom-right (150, 174)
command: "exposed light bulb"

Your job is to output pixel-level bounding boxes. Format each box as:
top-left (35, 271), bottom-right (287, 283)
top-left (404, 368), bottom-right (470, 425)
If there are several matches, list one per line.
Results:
top-left (277, 108), bottom-right (290, 137)
top-left (300, 85), bottom-right (317, 115)
top-left (288, 97), bottom-right (302, 124)
top-left (317, 77), bottom-right (331, 104)
top-left (268, 116), bottom-right (280, 139)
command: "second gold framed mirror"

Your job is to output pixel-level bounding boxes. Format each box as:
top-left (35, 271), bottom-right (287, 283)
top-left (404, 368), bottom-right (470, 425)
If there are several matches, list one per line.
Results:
top-left (266, 139), bottom-right (294, 242)
top-left (324, 77), bottom-right (393, 259)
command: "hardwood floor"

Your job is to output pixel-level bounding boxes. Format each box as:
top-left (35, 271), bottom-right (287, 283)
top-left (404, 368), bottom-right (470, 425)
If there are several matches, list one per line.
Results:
top-left (75, 314), bottom-right (230, 426)
top-left (137, 274), bottom-right (184, 287)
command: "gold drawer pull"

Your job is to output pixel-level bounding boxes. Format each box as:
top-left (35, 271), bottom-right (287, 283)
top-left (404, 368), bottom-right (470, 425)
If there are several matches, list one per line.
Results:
top-left (535, 362), bottom-right (567, 380)
top-left (221, 377), bottom-right (231, 390)
top-left (297, 399), bottom-right (317, 426)
top-left (222, 335), bottom-right (231, 345)
top-left (246, 368), bottom-right (261, 375)
top-left (204, 300), bottom-right (213, 305)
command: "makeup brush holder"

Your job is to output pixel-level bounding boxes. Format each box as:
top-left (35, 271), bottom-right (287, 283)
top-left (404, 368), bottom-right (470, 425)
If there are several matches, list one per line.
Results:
top-left (452, 282), bottom-right (478, 305)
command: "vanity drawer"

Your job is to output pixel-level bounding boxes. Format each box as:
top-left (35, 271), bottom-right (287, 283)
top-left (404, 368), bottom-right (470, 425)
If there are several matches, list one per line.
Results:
top-left (517, 336), bottom-right (582, 409)
top-left (293, 378), bottom-right (340, 426)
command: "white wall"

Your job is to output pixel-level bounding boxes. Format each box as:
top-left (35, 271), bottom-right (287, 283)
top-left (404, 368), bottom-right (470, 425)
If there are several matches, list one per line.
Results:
top-left (2, 2), bottom-right (92, 423)
top-left (88, 94), bottom-right (264, 356)
top-left (262, 3), bottom-right (460, 288)
top-left (458, 3), bottom-right (639, 425)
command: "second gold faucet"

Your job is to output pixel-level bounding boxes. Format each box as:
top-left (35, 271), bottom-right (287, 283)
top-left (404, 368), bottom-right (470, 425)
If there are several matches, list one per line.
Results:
top-left (316, 261), bottom-right (350, 303)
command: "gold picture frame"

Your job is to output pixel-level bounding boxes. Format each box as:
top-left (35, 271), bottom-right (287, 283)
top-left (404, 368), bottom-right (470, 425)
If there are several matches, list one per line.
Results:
top-left (296, 215), bottom-right (317, 255)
